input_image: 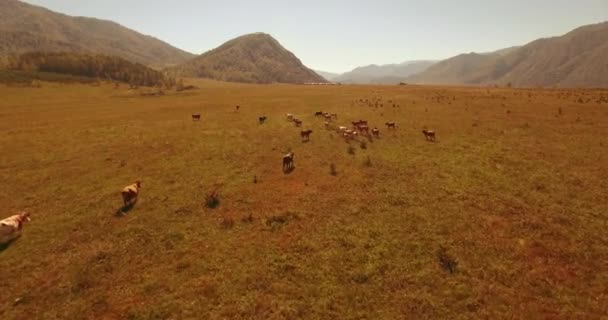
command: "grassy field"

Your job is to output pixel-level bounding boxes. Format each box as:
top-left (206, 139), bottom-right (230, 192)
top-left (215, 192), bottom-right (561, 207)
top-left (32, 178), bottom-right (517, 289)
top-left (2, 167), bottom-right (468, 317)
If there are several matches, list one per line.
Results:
top-left (0, 80), bottom-right (607, 319)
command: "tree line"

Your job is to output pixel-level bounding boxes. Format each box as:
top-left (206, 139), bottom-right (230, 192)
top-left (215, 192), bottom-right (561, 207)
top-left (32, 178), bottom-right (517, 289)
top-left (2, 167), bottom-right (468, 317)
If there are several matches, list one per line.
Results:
top-left (5, 52), bottom-right (176, 87)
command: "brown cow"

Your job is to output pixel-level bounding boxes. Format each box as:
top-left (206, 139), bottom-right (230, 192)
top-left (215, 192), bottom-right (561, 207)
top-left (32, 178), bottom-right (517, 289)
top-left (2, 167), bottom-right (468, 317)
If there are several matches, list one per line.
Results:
top-left (301, 129), bottom-right (313, 141)
top-left (358, 125), bottom-right (370, 135)
top-left (385, 122), bottom-right (396, 129)
top-left (422, 129), bottom-right (436, 142)
top-left (192, 114), bottom-right (201, 121)
top-left (293, 119), bottom-right (303, 127)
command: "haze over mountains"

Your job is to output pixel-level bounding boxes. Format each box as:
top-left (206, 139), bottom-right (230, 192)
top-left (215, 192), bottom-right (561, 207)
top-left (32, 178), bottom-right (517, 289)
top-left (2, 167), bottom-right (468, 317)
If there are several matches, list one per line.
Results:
top-left (407, 22), bottom-right (608, 87)
top-left (0, 0), bottom-right (607, 87)
top-left (323, 61), bottom-right (437, 84)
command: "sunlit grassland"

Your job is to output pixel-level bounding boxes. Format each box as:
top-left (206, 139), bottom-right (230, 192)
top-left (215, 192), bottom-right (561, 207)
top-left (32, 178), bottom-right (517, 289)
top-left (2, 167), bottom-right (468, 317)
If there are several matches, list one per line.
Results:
top-left (0, 80), bottom-right (607, 319)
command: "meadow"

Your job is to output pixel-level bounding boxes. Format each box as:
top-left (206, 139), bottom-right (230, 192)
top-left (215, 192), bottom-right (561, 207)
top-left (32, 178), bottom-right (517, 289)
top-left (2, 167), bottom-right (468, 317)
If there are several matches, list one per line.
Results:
top-left (0, 80), bottom-right (607, 319)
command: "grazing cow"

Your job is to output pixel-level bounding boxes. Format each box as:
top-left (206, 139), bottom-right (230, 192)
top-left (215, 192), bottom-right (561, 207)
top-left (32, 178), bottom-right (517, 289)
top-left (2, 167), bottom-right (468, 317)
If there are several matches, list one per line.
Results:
top-left (315, 111), bottom-right (324, 116)
top-left (338, 126), bottom-right (348, 133)
top-left (372, 127), bottom-right (380, 137)
top-left (0, 212), bottom-right (30, 244)
top-left (385, 122), bottom-right (396, 129)
top-left (259, 116), bottom-right (267, 124)
top-left (358, 125), bottom-right (370, 135)
top-left (301, 129), bottom-right (313, 141)
top-left (293, 119), bottom-right (302, 127)
top-left (121, 181), bottom-right (142, 208)
top-left (192, 114), bottom-right (201, 121)
top-left (324, 114), bottom-right (332, 122)
top-left (343, 129), bottom-right (359, 140)
top-left (324, 121), bottom-right (331, 129)
top-left (422, 129), bottom-right (436, 142)
top-left (331, 113), bottom-right (338, 119)
top-left (283, 152), bottom-right (295, 172)
top-left (286, 114), bottom-right (294, 121)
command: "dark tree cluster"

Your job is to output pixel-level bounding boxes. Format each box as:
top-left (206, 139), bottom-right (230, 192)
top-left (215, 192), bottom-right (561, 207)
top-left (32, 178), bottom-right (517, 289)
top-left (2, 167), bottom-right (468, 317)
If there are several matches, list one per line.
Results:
top-left (7, 52), bottom-right (174, 87)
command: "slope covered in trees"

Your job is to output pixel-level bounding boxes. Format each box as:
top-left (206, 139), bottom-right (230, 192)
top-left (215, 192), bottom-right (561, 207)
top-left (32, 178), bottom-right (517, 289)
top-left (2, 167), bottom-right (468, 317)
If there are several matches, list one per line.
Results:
top-left (170, 33), bottom-right (326, 84)
top-left (0, 0), bottom-right (194, 67)
top-left (8, 52), bottom-right (172, 87)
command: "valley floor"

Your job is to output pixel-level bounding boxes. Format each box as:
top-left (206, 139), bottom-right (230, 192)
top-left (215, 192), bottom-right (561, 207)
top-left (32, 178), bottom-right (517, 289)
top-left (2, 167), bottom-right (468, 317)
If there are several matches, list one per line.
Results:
top-left (0, 80), bottom-right (607, 319)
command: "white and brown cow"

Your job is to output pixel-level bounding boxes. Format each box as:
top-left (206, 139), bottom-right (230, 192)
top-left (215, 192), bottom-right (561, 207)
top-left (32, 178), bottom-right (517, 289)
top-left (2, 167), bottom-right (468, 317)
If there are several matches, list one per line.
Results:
top-left (121, 181), bottom-right (142, 208)
top-left (372, 127), bottom-right (380, 137)
top-left (422, 129), bottom-right (436, 142)
top-left (282, 152), bottom-right (295, 172)
top-left (0, 212), bottom-right (31, 244)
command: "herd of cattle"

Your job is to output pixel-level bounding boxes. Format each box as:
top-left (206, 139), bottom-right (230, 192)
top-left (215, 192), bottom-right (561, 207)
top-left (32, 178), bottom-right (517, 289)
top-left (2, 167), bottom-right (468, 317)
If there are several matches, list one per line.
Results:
top-left (2, 100), bottom-right (437, 247)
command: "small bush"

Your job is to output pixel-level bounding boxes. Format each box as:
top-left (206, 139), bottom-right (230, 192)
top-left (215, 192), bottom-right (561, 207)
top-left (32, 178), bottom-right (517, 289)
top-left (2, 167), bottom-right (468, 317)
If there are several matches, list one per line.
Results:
top-left (220, 216), bottom-right (234, 229)
top-left (265, 212), bottom-right (298, 231)
top-left (241, 213), bottom-right (254, 223)
top-left (205, 191), bottom-right (220, 209)
top-left (437, 246), bottom-right (458, 274)
top-left (347, 145), bottom-right (356, 155)
top-left (330, 163), bottom-right (337, 176)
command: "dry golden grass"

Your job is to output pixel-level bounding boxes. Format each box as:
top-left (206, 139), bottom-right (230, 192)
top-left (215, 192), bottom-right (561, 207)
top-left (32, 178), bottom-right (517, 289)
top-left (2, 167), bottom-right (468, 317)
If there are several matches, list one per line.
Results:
top-left (0, 79), bottom-right (607, 319)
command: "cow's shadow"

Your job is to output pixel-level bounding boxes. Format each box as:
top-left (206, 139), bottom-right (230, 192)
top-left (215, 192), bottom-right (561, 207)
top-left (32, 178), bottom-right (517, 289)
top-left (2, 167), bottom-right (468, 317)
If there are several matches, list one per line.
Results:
top-left (0, 237), bottom-right (19, 252)
top-left (115, 202), bottom-right (136, 217)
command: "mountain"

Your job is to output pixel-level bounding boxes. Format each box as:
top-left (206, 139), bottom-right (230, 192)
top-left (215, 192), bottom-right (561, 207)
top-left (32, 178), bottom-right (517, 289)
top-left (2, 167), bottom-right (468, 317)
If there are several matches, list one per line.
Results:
top-left (0, 0), bottom-right (194, 67)
top-left (314, 70), bottom-right (340, 81)
top-left (170, 33), bottom-right (326, 84)
top-left (407, 22), bottom-right (608, 87)
top-left (333, 61), bottom-right (436, 84)
top-left (405, 53), bottom-right (503, 85)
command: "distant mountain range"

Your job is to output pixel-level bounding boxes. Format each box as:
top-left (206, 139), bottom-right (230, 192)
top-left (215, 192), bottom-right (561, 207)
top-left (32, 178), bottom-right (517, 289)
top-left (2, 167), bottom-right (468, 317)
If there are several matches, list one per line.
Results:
top-left (1, 0), bottom-right (607, 87)
top-left (320, 61), bottom-right (437, 84)
top-left (169, 33), bottom-right (326, 84)
top-left (314, 70), bottom-right (341, 81)
top-left (407, 23), bottom-right (608, 87)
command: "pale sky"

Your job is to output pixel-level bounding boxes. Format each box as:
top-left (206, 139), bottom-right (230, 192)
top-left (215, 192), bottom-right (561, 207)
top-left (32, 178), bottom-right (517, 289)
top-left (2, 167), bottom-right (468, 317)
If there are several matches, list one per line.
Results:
top-left (22, 0), bottom-right (608, 73)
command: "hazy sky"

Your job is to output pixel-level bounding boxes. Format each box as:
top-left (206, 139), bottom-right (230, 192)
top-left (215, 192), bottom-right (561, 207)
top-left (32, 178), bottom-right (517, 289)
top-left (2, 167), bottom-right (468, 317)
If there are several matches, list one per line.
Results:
top-left (22, 0), bottom-right (608, 73)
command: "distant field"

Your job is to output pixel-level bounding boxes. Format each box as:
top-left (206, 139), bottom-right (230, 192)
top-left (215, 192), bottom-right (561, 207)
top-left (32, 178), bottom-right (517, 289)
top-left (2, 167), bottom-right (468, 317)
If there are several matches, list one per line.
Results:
top-left (0, 80), bottom-right (607, 319)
